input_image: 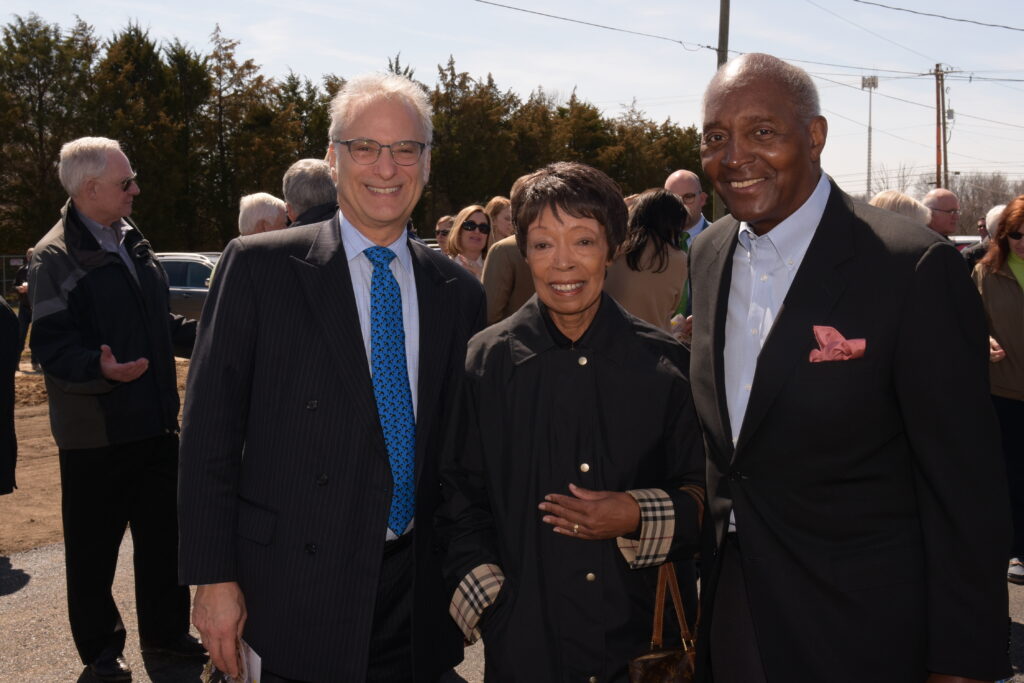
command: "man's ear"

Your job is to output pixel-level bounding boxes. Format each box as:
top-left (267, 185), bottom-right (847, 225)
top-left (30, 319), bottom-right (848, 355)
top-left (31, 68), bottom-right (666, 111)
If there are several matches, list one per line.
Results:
top-left (326, 145), bottom-right (338, 183)
top-left (808, 116), bottom-right (828, 163)
top-left (286, 203), bottom-right (297, 222)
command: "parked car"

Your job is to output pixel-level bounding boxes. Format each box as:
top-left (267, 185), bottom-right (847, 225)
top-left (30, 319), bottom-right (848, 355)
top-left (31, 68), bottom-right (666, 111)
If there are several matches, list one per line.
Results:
top-left (156, 252), bottom-right (217, 320)
top-left (949, 235), bottom-right (982, 252)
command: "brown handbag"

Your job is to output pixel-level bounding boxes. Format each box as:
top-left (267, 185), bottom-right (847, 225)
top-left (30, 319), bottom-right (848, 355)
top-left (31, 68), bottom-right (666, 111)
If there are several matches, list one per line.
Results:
top-left (628, 562), bottom-right (697, 682)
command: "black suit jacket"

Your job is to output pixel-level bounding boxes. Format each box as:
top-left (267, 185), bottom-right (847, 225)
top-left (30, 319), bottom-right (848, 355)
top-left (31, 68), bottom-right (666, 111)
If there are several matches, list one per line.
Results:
top-left (689, 182), bottom-right (1011, 682)
top-left (178, 216), bottom-right (485, 681)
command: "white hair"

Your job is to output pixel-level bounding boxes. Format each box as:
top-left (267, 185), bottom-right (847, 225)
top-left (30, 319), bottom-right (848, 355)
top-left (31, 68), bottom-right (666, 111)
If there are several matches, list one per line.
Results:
top-left (238, 193), bottom-right (287, 236)
top-left (869, 190), bottom-right (932, 226)
top-left (282, 159), bottom-right (336, 216)
top-left (58, 137), bottom-right (123, 196)
top-left (986, 204), bottom-right (1006, 235)
top-left (328, 73), bottom-right (433, 144)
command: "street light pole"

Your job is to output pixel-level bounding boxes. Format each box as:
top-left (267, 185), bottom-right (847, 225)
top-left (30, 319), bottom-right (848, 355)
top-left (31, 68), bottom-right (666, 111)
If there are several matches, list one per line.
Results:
top-left (712, 0), bottom-right (730, 220)
top-left (861, 76), bottom-right (878, 197)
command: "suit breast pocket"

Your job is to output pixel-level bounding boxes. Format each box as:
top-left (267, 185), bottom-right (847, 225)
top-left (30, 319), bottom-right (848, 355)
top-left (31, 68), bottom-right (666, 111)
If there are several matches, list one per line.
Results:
top-left (798, 357), bottom-right (879, 384)
top-left (236, 498), bottom-right (278, 546)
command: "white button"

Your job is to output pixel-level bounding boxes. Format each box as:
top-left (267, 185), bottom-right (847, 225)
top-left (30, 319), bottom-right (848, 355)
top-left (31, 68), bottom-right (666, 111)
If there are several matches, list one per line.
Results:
top-left (585, 572), bottom-right (596, 582)
top-left (751, 328), bottom-right (758, 335)
top-left (579, 463), bottom-right (590, 473)
top-left (760, 274), bottom-right (768, 282)
top-left (589, 676), bottom-right (598, 683)
top-left (578, 356), bottom-right (588, 366)
top-left (744, 384), bottom-right (752, 392)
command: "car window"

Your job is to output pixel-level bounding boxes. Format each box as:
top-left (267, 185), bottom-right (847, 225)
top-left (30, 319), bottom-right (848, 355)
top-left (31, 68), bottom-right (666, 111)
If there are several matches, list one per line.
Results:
top-left (186, 262), bottom-right (212, 288)
top-left (162, 260), bottom-right (187, 287)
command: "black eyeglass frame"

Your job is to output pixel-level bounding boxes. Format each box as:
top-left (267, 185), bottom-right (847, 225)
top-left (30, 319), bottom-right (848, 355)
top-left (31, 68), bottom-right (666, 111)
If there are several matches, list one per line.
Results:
top-left (460, 220), bottom-right (491, 234)
top-left (332, 138), bottom-right (430, 166)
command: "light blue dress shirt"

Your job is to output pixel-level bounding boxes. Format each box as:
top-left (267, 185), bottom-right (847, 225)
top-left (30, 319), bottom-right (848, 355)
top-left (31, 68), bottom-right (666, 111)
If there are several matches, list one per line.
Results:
top-left (79, 209), bottom-right (138, 282)
top-left (724, 173), bottom-right (831, 445)
top-left (339, 213), bottom-right (422, 540)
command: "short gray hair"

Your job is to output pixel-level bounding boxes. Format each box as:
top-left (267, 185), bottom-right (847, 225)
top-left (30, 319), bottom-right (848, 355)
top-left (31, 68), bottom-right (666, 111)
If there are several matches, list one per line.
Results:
top-left (239, 192), bottom-right (287, 236)
top-left (282, 159), bottom-right (336, 216)
top-left (58, 136), bottom-right (123, 196)
top-left (328, 73), bottom-right (433, 144)
top-left (705, 53), bottom-right (821, 123)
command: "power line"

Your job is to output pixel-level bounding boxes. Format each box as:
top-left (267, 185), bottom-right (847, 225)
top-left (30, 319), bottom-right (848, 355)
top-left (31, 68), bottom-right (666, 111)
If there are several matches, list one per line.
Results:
top-left (803, 0), bottom-right (939, 63)
top-left (473, 0), bottom-right (704, 50)
top-left (850, 1), bottom-right (1024, 32)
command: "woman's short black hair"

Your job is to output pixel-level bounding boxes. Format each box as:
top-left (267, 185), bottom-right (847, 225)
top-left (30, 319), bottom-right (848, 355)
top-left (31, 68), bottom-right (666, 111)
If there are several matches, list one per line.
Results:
top-left (510, 162), bottom-right (627, 260)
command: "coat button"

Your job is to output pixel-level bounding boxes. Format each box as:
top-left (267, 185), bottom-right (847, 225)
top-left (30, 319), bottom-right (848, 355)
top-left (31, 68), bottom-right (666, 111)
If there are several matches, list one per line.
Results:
top-left (577, 355), bottom-right (588, 366)
top-left (579, 463), bottom-right (590, 473)
top-left (304, 543), bottom-right (317, 555)
top-left (316, 474), bottom-right (328, 486)
top-left (306, 400), bottom-right (318, 410)
top-left (585, 572), bottom-right (596, 582)
top-left (589, 677), bottom-right (598, 683)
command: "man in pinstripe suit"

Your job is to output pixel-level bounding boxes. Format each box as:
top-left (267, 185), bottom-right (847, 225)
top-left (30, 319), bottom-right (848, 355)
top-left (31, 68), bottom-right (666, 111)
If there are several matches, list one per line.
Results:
top-left (178, 73), bottom-right (485, 682)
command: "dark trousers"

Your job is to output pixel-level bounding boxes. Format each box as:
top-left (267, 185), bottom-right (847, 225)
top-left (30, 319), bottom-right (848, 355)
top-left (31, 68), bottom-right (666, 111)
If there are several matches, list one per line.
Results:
top-left (709, 535), bottom-right (767, 683)
top-left (993, 395), bottom-right (1024, 557)
top-left (59, 434), bottom-right (190, 664)
top-left (16, 303), bottom-right (32, 363)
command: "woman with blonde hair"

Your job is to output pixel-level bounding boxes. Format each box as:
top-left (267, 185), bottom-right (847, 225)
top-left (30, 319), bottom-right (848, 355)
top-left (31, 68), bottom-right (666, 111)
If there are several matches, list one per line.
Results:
top-left (446, 204), bottom-right (491, 279)
top-left (869, 190), bottom-right (931, 226)
top-left (484, 196), bottom-right (513, 245)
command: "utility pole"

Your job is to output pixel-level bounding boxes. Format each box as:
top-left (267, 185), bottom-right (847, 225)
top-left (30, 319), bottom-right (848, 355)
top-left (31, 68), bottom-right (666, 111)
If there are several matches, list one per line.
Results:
top-left (861, 76), bottom-right (878, 197)
top-left (943, 97), bottom-right (952, 190)
top-left (933, 64), bottom-right (944, 188)
top-left (712, 0), bottom-right (730, 220)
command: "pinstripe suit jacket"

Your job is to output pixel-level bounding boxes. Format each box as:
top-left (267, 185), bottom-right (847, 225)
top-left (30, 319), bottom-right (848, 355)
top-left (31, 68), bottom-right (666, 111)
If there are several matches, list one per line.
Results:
top-left (178, 216), bottom-right (485, 681)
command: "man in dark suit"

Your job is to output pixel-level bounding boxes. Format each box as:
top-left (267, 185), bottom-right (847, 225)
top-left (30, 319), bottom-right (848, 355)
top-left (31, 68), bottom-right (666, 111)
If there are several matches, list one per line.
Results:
top-left (688, 53), bottom-right (1011, 683)
top-left (178, 73), bottom-right (484, 682)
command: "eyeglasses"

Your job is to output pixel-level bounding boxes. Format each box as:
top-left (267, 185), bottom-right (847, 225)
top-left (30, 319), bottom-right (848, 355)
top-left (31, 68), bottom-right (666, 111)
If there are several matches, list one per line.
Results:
top-left (1008, 231), bottom-right (1023, 240)
top-left (436, 229), bottom-right (451, 237)
top-left (461, 220), bottom-right (491, 234)
top-left (332, 138), bottom-right (428, 166)
top-left (680, 192), bottom-right (698, 203)
top-left (932, 208), bottom-right (960, 216)
top-left (98, 173), bottom-right (138, 192)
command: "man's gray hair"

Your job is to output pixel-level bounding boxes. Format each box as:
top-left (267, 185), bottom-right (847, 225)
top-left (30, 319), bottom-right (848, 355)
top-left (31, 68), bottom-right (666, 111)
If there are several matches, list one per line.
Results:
top-left (58, 136), bottom-right (123, 197)
top-left (328, 73), bottom-right (433, 144)
top-left (282, 159), bottom-right (336, 216)
top-left (705, 53), bottom-right (821, 123)
top-left (239, 193), bottom-right (287, 236)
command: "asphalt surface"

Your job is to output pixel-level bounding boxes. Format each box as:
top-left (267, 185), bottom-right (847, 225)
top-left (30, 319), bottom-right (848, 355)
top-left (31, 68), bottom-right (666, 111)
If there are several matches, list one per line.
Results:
top-left (1, 539), bottom-right (1020, 682)
top-left (0, 537), bottom-right (484, 682)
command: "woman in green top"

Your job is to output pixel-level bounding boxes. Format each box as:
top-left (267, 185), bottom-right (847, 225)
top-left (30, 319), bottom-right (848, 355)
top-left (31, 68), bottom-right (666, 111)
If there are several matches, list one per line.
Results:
top-left (973, 194), bottom-right (1024, 585)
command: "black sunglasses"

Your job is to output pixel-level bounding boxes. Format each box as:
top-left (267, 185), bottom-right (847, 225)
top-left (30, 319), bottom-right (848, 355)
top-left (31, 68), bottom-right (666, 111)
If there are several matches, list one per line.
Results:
top-left (461, 220), bottom-right (491, 234)
top-left (436, 229), bottom-right (451, 237)
top-left (1008, 231), bottom-right (1023, 240)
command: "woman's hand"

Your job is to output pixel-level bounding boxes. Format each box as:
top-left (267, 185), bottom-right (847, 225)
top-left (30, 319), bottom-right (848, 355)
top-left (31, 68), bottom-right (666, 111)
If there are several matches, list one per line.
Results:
top-left (989, 336), bottom-right (1006, 363)
top-left (539, 483), bottom-right (640, 540)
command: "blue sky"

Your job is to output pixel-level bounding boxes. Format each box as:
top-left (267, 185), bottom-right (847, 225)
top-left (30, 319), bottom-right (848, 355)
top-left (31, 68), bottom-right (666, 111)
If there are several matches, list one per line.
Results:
top-left (9, 0), bottom-right (1024, 198)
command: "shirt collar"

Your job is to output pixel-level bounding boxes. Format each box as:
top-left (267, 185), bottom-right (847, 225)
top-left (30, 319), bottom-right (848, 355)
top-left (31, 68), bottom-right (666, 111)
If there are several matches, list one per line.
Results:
top-left (77, 210), bottom-right (130, 248)
top-left (736, 172), bottom-right (830, 269)
top-left (339, 210), bottom-right (413, 273)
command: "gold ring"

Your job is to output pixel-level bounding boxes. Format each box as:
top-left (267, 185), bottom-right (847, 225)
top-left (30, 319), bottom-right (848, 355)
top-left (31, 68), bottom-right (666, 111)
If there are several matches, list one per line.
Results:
top-left (572, 523), bottom-right (579, 535)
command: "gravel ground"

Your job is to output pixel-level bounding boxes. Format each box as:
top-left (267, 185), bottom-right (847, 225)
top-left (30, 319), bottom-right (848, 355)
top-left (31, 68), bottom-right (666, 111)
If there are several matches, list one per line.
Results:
top-left (0, 538), bottom-right (1020, 682)
top-left (0, 537), bottom-right (484, 682)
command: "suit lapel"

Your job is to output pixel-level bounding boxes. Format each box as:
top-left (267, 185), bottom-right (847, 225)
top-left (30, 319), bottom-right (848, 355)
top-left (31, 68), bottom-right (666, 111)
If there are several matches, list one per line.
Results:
top-left (733, 187), bottom-right (856, 457)
top-left (290, 217), bottom-right (383, 452)
top-left (409, 241), bottom-right (457, 482)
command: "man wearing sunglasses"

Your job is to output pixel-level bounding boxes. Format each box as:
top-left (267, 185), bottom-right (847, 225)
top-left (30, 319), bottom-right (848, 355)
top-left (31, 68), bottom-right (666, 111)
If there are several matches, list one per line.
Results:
top-left (180, 73), bottom-right (484, 682)
top-left (28, 137), bottom-right (202, 681)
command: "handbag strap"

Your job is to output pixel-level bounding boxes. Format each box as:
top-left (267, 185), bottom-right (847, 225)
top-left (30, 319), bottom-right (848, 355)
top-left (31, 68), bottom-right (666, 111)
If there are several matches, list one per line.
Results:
top-left (650, 562), bottom-right (696, 650)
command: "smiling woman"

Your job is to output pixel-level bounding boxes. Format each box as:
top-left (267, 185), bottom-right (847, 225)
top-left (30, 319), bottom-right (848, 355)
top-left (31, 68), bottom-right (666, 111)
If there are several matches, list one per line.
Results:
top-left (439, 162), bottom-right (705, 682)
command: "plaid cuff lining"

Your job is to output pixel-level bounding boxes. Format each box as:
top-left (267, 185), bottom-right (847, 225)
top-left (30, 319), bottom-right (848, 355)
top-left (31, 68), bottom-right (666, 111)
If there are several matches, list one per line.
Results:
top-left (450, 563), bottom-right (505, 643)
top-left (618, 488), bottom-right (675, 569)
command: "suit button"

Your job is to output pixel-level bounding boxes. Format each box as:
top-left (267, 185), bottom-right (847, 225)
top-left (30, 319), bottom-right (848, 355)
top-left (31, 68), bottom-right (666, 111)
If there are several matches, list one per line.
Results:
top-left (316, 474), bottom-right (328, 486)
top-left (306, 400), bottom-right (318, 410)
top-left (729, 470), bottom-right (745, 481)
top-left (577, 355), bottom-right (588, 366)
top-left (304, 543), bottom-right (317, 555)
top-left (589, 677), bottom-right (598, 683)
top-left (585, 572), bottom-right (596, 582)
top-left (579, 463), bottom-right (590, 473)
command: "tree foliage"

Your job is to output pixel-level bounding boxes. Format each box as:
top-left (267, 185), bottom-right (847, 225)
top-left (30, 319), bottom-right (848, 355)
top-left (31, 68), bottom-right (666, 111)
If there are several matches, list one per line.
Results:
top-left (0, 13), bottom-right (706, 253)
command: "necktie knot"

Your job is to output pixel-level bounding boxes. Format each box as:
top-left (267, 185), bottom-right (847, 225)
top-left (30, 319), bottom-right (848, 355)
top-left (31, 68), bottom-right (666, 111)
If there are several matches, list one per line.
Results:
top-left (680, 232), bottom-right (691, 252)
top-left (365, 246), bottom-right (396, 269)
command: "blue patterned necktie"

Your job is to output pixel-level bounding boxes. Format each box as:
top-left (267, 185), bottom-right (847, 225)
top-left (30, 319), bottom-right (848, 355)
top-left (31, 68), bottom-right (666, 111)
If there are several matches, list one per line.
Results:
top-left (364, 246), bottom-right (416, 536)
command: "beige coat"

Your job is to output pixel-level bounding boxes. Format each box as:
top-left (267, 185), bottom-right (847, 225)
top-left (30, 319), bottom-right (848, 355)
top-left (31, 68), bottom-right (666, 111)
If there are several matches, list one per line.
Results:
top-left (481, 235), bottom-right (535, 325)
top-left (974, 261), bottom-right (1024, 400)
top-left (603, 241), bottom-right (687, 331)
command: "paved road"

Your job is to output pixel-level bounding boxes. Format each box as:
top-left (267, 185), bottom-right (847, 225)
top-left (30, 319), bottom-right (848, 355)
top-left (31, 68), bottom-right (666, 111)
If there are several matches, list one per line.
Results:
top-left (0, 538), bottom-right (484, 682)
top-left (1, 538), bottom-right (1020, 681)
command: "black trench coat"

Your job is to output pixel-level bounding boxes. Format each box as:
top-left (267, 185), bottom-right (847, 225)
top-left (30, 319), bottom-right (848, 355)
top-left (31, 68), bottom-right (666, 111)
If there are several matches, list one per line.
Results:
top-left (440, 294), bottom-right (705, 682)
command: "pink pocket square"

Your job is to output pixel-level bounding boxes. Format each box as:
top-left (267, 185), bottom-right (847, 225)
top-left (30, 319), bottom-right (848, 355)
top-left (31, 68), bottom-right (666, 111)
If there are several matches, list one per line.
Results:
top-left (808, 325), bottom-right (866, 362)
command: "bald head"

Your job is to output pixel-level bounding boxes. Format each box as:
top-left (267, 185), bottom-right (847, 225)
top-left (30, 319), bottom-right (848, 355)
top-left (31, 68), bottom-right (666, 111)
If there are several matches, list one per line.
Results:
top-left (704, 53), bottom-right (821, 125)
top-left (664, 169), bottom-right (707, 229)
top-left (922, 188), bottom-right (960, 236)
